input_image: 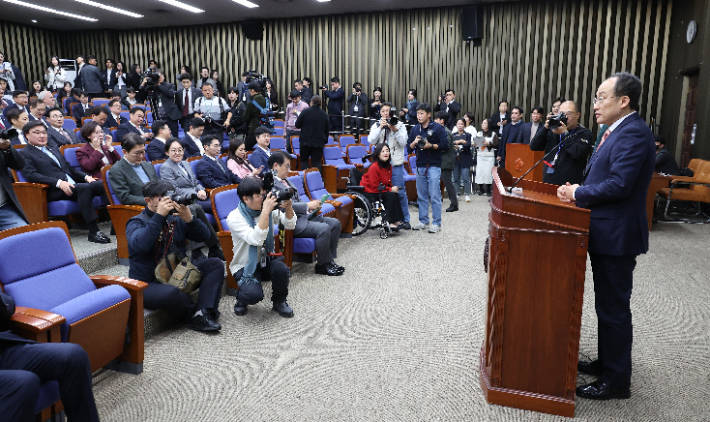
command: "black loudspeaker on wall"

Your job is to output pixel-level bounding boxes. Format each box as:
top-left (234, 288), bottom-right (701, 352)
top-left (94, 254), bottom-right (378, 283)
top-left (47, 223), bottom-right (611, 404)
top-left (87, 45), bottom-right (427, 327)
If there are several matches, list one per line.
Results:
top-left (462, 5), bottom-right (484, 41)
top-left (242, 21), bottom-right (264, 40)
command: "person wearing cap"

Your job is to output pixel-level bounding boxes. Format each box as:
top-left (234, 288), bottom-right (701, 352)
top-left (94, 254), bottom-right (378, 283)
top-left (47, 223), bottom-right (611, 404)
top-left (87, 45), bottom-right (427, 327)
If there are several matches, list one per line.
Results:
top-left (285, 89), bottom-right (308, 152)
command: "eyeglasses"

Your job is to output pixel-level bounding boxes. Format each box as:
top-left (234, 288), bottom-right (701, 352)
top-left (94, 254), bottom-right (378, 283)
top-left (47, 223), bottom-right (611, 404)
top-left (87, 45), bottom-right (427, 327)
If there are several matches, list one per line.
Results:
top-left (592, 96), bottom-right (616, 105)
top-left (130, 150), bottom-right (146, 156)
top-left (169, 148), bottom-right (184, 153)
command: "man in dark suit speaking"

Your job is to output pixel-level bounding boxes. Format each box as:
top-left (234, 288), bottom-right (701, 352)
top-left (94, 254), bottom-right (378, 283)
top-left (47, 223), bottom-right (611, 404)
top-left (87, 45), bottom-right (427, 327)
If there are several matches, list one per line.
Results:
top-left (557, 72), bottom-right (655, 401)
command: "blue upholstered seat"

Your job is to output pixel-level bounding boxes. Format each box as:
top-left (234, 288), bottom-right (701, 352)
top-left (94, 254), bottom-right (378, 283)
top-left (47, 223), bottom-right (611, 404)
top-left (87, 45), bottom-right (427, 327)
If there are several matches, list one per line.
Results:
top-left (338, 135), bottom-right (356, 154)
top-left (304, 170), bottom-right (353, 207)
top-left (323, 146), bottom-right (355, 170)
top-left (15, 170), bottom-right (105, 217)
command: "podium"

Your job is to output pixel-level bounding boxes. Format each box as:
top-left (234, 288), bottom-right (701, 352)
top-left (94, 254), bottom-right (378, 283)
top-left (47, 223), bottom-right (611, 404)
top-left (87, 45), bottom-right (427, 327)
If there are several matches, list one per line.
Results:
top-left (504, 144), bottom-right (545, 182)
top-left (480, 168), bottom-right (590, 417)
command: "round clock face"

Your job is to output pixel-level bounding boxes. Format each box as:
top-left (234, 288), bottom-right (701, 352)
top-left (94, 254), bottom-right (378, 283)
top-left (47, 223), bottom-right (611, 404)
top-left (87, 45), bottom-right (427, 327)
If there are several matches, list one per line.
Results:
top-left (687, 20), bottom-right (697, 44)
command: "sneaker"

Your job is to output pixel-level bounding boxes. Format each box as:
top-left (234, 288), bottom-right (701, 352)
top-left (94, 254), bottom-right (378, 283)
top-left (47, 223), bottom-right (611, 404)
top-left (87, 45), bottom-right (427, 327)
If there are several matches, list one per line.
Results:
top-left (428, 224), bottom-right (441, 233)
top-left (465, 195), bottom-right (471, 202)
top-left (411, 222), bottom-right (428, 231)
top-left (273, 301), bottom-right (294, 318)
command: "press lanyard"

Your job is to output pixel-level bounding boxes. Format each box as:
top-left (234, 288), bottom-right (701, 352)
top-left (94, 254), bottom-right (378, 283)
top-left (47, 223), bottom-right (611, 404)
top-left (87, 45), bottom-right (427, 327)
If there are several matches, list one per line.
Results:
top-left (552, 127), bottom-right (578, 166)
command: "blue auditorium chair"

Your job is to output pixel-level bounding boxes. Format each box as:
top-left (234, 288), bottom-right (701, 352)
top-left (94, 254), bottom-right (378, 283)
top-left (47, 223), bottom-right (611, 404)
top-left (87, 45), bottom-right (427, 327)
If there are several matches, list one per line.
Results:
top-left (303, 169), bottom-right (354, 236)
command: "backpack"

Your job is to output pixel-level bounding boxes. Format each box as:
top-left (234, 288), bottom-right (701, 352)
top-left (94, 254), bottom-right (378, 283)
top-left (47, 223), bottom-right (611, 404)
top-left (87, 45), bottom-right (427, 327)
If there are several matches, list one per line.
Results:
top-left (195, 96), bottom-right (227, 122)
top-left (250, 96), bottom-right (275, 129)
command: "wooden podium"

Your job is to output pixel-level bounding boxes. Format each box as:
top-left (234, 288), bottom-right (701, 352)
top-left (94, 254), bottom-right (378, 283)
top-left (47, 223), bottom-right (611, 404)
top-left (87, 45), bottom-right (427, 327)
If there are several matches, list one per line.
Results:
top-left (504, 144), bottom-right (545, 182)
top-left (480, 168), bottom-right (591, 417)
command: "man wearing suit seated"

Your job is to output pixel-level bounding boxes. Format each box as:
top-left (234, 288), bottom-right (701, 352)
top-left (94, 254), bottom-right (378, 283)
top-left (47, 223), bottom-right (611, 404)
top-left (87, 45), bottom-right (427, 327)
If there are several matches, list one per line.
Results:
top-left (557, 73), bottom-right (655, 401)
top-left (18, 120), bottom-right (111, 244)
top-left (105, 99), bottom-right (127, 129)
top-left (45, 107), bottom-right (79, 148)
top-left (146, 120), bottom-right (171, 162)
top-left (86, 106), bottom-right (111, 136)
top-left (195, 135), bottom-right (241, 189)
top-left (248, 127), bottom-right (272, 177)
top-left (116, 107), bottom-right (152, 143)
top-left (26, 98), bottom-right (47, 126)
top-left (518, 106), bottom-right (546, 145)
top-left (0, 291), bottom-right (100, 422)
top-left (71, 91), bottom-right (91, 127)
top-left (0, 135), bottom-right (29, 230)
top-left (181, 117), bottom-right (205, 158)
top-left (2, 91), bottom-right (29, 120)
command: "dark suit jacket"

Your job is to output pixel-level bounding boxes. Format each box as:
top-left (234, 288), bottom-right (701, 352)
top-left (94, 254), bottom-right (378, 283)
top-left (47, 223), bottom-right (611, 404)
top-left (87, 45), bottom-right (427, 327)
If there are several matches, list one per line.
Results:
top-left (138, 83), bottom-right (181, 121)
top-left (47, 125), bottom-right (79, 148)
top-left (347, 93), bottom-right (369, 117)
top-left (295, 106), bottom-right (329, 148)
top-left (529, 124), bottom-right (593, 186)
top-left (576, 113), bottom-right (655, 256)
top-left (10, 64), bottom-right (28, 91)
top-left (18, 144), bottom-right (88, 193)
top-left (146, 138), bottom-right (167, 162)
top-left (2, 103), bottom-right (29, 119)
top-left (74, 64), bottom-right (84, 90)
top-left (301, 87), bottom-right (313, 105)
top-left (1, 291), bottom-right (36, 345)
top-left (518, 121), bottom-right (545, 145)
top-left (81, 64), bottom-right (104, 94)
top-left (76, 142), bottom-right (121, 179)
top-left (175, 87), bottom-right (202, 117)
top-left (654, 148), bottom-right (681, 175)
top-left (180, 135), bottom-right (202, 158)
top-left (116, 122), bottom-right (148, 142)
top-left (108, 158), bottom-right (159, 206)
top-left (248, 147), bottom-right (270, 177)
top-left (498, 121), bottom-right (524, 164)
top-left (434, 101), bottom-right (461, 130)
top-left (195, 155), bottom-right (241, 188)
top-left (105, 113), bottom-right (127, 129)
top-left (489, 111), bottom-right (511, 135)
top-left (0, 147), bottom-right (29, 224)
top-left (72, 102), bottom-right (90, 126)
top-left (324, 87), bottom-right (344, 115)
top-left (103, 68), bottom-right (117, 91)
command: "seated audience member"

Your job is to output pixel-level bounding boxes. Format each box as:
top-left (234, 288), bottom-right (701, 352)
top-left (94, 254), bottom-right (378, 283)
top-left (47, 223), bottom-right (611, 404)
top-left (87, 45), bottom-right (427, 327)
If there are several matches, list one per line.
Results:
top-left (18, 120), bottom-right (110, 243)
top-left (106, 99), bottom-right (127, 128)
top-left (248, 126), bottom-right (272, 177)
top-left (159, 138), bottom-right (224, 260)
top-left (0, 291), bottom-right (100, 422)
top-left (269, 151), bottom-right (344, 276)
top-left (5, 108), bottom-right (29, 145)
top-left (146, 120), bottom-right (172, 161)
top-left (108, 134), bottom-right (158, 205)
top-left (64, 88), bottom-right (82, 112)
top-left (27, 98), bottom-right (47, 124)
top-left (2, 91), bottom-right (29, 119)
top-left (654, 135), bottom-right (681, 176)
top-left (121, 87), bottom-right (138, 109)
top-left (86, 106), bottom-right (111, 136)
top-left (76, 121), bottom-right (120, 179)
top-left (0, 135), bottom-right (29, 230)
top-left (227, 138), bottom-right (262, 179)
top-left (196, 135), bottom-right (241, 188)
top-left (56, 81), bottom-right (74, 104)
top-left (360, 143), bottom-right (405, 229)
top-left (125, 180), bottom-right (223, 332)
top-left (71, 91), bottom-right (91, 126)
top-left (39, 90), bottom-right (59, 110)
top-left (116, 106), bottom-right (151, 142)
top-left (227, 176), bottom-right (296, 318)
top-left (181, 117), bottom-right (206, 158)
top-left (45, 107), bottom-right (79, 147)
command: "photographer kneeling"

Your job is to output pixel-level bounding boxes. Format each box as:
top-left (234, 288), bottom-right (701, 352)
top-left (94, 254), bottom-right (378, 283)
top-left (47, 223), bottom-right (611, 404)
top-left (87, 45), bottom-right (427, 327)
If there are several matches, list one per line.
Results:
top-left (227, 176), bottom-right (297, 318)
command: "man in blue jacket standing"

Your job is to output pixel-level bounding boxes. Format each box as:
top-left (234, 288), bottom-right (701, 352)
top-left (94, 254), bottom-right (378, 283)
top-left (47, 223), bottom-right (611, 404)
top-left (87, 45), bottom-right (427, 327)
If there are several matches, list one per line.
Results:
top-left (557, 72), bottom-right (655, 401)
top-left (320, 77), bottom-right (344, 133)
top-left (407, 103), bottom-right (448, 233)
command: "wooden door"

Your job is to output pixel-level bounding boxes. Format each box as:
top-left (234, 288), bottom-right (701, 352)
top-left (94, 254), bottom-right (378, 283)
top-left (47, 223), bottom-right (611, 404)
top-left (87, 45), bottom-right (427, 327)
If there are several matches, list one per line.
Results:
top-left (681, 73), bottom-right (699, 167)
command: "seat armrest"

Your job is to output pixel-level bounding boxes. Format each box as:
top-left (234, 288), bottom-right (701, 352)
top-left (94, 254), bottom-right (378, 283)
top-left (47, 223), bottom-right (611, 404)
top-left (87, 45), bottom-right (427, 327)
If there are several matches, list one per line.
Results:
top-left (90, 275), bottom-right (148, 291)
top-left (12, 182), bottom-right (49, 224)
top-left (325, 200), bottom-right (342, 207)
top-left (5, 307), bottom-right (65, 343)
top-left (670, 176), bottom-right (700, 184)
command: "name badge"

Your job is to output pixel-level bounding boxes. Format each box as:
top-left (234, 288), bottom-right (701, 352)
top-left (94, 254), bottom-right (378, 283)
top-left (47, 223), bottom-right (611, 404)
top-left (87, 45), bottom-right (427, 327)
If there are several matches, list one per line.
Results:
top-left (353, 105), bottom-right (359, 113)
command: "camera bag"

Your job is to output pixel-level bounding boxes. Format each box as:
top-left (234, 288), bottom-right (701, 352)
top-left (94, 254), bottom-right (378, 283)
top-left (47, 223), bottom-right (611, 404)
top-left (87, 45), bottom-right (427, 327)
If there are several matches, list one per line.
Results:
top-left (154, 223), bottom-right (202, 294)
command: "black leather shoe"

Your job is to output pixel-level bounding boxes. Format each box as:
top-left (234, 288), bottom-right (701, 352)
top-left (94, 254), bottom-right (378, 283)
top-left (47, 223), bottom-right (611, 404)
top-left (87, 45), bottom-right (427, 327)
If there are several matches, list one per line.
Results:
top-left (189, 313), bottom-right (221, 332)
top-left (331, 262), bottom-right (345, 272)
top-left (109, 225), bottom-right (116, 236)
top-left (273, 301), bottom-right (294, 318)
top-left (578, 359), bottom-right (603, 376)
top-left (315, 263), bottom-right (343, 276)
top-left (208, 246), bottom-right (225, 261)
top-left (401, 222), bottom-right (411, 230)
top-left (445, 206), bottom-right (459, 212)
top-left (88, 231), bottom-right (111, 244)
top-left (477, 191), bottom-right (484, 196)
top-left (576, 381), bottom-right (630, 400)
top-left (234, 299), bottom-right (248, 316)
top-left (209, 308), bottom-right (221, 322)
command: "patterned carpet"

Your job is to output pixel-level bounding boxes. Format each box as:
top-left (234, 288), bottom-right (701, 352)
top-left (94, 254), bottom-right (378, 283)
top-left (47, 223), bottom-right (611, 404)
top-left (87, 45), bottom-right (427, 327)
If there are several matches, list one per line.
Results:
top-left (92, 197), bottom-right (710, 421)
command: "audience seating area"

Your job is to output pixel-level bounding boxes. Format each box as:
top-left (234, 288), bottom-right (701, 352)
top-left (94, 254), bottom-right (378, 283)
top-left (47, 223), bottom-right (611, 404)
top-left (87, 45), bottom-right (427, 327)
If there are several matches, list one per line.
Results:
top-left (657, 159), bottom-right (710, 222)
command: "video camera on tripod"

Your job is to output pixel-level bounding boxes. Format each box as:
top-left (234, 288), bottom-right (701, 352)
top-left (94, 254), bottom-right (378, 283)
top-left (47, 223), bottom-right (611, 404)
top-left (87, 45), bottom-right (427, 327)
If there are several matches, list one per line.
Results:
top-left (141, 69), bottom-right (161, 94)
top-left (245, 70), bottom-right (266, 93)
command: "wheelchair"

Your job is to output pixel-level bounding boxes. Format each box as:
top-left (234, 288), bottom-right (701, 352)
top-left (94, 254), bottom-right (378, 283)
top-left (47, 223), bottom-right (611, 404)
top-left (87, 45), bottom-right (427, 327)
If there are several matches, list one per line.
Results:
top-left (344, 167), bottom-right (395, 239)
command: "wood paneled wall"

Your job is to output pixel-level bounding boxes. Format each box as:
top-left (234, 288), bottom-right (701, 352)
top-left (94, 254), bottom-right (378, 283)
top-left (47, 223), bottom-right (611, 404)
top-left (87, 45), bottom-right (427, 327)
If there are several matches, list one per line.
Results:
top-left (0, 21), bottom-right (63, 88)
top-left (3, 0), bottom-right (672, 133)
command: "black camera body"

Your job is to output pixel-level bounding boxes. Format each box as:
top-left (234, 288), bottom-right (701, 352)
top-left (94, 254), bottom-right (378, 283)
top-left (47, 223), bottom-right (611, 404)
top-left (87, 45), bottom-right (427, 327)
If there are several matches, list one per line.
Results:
top-left (355, 87), bottom-right (362, 93)
top-left (245, 70), bottom-right (266, 93)
top-left (0, 128), bottom-right (18, 140)
top-left (548, 112), bottom-right (569, 130)
top-left (167, 190), bottom-right (197, 206)
top-left (263, 172), bottom-right (295, 203)
top-left (417, 135), bottom-right (428, 148)
top-left (387, 115), bottom-right (399, 126)
top-left (319, 85), bottom-right (328, 90)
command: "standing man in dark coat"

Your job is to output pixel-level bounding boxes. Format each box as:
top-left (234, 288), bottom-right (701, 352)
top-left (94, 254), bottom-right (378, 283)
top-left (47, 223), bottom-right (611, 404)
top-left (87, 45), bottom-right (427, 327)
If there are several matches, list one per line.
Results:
top-left (489, 100), bottom-right (510, 136)
top-left (497, 106), bottom-right (525, 168)
top-left (320, 77), bottom-right (344, 133)
top-left (0, 134), bottom-right (29, 230)
top-left (518, 106), bottom-right (546, 145)
top-left (346, 82), bottom-right (368, 136)
top-left (295, 96), bottom-right (329, 171)
top-left (530, 101), bottom-right (593, 185)
top-left (80, 56), bottom-right (104, 100)
top-left (557, 72), bottom-right (655, 401)
top-left (434, 89), bottom-right (461, 131)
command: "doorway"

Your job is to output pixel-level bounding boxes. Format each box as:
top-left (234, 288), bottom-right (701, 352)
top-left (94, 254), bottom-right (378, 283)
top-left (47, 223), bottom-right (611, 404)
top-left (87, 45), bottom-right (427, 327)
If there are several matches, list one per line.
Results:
top-left (681, 72), bottom-right (699, 167)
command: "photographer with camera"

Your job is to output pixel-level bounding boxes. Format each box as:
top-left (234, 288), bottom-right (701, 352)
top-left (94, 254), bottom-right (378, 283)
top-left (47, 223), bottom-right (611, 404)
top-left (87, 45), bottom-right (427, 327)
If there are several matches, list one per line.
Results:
top-left (530, 100), bottom-right (592, 186)
top-left (138, 69), bottom-right (182, 137)
top-left (126, 179), bottom-right (224, 332)
top-left (407, 103), bottom-right (449, 233)
top-left (368, 101), bottom-right (410, 227)
top-left (346, 82), bottom-right (368, 136)
top-left (227, 176), bottom-right (296, 318)
top-left (193, 83), bottom-right (231, 138)
top-left (434, 89), bottom-right (461, 131)
top-left (320, 77), bottom-right (344, 133)
top-left (267, 151), bottom-right (345, 276)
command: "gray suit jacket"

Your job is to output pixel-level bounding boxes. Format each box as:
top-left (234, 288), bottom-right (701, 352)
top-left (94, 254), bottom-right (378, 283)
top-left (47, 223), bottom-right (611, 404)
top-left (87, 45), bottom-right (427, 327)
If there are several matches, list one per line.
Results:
top-left (108, 158), bottom-right (159, 206)
top-left (160, 159), bottom-right (204, 197)
top-left (47, 125), bottom-right (79, 148)
top-left (81, 64), bottom-right (104, 94)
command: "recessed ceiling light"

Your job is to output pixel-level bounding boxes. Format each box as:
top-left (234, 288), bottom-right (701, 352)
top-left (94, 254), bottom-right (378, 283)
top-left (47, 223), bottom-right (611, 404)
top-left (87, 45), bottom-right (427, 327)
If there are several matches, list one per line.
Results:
top-left (3, 0), bottom-right (98, 21)
top-left (317, 0), bottom-right (330, 2)
top-left (232, 0), bottom-right (259, 7)
top-left (156, 0), bottom-right (204, 13)
top-left (31, 19), bottom-right (37, 22)
top-left (72, 0), bottom-right (143, 18)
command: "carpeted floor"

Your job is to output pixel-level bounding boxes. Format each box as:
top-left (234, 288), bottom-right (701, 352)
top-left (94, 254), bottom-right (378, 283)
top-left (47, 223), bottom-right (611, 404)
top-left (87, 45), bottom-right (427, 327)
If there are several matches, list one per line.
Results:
top-left (92, 196), bottom-right (710, 421)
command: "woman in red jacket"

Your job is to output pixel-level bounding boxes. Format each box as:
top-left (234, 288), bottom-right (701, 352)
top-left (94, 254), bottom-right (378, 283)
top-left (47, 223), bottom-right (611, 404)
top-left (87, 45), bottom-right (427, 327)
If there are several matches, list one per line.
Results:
top-left (76, 121), bottom-right (121, 179)
top-left (360, 143), bottom-right (404, 230)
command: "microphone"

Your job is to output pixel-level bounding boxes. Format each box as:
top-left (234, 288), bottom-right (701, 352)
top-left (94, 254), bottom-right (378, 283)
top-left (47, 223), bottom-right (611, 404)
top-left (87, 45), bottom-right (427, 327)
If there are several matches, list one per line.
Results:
top-left (506, 137), bottom-right (564, 193)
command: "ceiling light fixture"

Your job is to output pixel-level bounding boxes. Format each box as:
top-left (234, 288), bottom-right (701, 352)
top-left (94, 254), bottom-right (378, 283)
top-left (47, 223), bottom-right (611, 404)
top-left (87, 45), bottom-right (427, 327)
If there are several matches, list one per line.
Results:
top-left (155, 0), bottom-right (204, 13)
top-left (316, 0), bottom-right (330, 2)
top-left (72, 0), bottom-right (143, 18)
top-left (3, 0), bottom-right (98, 21)
top-left (232, 0), bottom-right (259, 8)
top-left (31, 19), bottom-right (37, 22)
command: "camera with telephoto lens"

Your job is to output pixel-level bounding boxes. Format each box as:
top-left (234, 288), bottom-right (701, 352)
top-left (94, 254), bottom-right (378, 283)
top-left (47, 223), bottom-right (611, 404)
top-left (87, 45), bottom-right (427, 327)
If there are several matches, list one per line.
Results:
top-left (167, 190), bottom-right (197, 206)
top-left (0, 128), bottom-right (18, 140)
top-left (245, 70), bottom-right (266, 93)
top-left (387, 115), bottom-right (398, 126)
top-left (263, 172), bottom-right (295, 203)
top-left (548, 112), bottom-right (568, 130)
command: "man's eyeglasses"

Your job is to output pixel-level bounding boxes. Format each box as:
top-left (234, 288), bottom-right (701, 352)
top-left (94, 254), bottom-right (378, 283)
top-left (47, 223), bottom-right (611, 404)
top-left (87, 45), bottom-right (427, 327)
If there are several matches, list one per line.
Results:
top-left (130, 150), bottom-right (146, 156)
top-left (592, 96), bottom-right (616, 105)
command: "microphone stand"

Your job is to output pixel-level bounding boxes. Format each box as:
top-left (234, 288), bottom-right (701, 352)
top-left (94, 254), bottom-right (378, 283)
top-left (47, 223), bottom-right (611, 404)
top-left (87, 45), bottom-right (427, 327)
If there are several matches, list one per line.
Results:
top-left (506, 136), bottom-right (564, 193)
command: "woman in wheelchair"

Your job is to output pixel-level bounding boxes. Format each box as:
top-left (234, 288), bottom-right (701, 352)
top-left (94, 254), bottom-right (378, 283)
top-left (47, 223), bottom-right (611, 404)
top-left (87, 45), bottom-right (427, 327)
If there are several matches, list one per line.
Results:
top-left (359, 143), bottom-right (405, 231)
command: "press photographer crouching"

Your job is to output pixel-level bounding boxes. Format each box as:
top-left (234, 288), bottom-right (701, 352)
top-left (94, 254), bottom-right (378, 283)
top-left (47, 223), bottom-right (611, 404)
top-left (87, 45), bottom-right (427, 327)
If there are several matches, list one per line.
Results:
top-left (227, 176), bottom-right (297, 318)
top-left (126, 180), bottom-right (224, 333)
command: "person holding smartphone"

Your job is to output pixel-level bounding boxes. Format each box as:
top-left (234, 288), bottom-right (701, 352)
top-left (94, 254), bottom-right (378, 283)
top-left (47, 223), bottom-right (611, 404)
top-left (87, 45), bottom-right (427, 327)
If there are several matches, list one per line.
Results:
top-left (76, 121), bottom-right (121, 179)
